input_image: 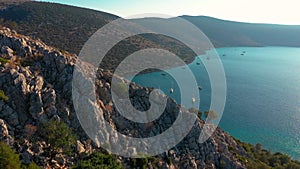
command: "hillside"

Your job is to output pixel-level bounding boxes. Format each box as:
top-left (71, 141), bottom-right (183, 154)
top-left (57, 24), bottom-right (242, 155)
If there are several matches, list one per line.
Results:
top-left (1, 27), bottom-right (300, 169)
top-left (0, 1), bottom-right (197, 72)
top-left (0, 27), bottom-right (247, 168)
top-left (181, 16), bottom-right (300, 47)
top-left (0, 2), bottom-right (299, 54)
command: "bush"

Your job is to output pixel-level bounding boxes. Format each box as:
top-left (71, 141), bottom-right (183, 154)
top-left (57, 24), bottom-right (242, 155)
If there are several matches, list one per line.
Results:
top-left (21, 162), bottom-right (40, 169)
top-left (73, 152), bottom-right (123, 169)
top-left (204, 110), bottom-right (218, 121)
top-left (113, 82), bottom-right (128, 98)
top-left (39, 120), bottom-right (76, 155)
top-left (0, 57), bottom-right (9, 65)
top-left (0, 141), bottom-right (21, 169)
top-left (188, 107), bottom-right (202, 119)
top-left (237, 140), bottom-right (300, 169)
top-left (0, 90), bottom-right (9, 101)
top-left (131, 155), bottom-right (158, 169)
top-left (27, 162), bottom-right (40, 169)
top-left (286, 162), bottom-right (300, 169)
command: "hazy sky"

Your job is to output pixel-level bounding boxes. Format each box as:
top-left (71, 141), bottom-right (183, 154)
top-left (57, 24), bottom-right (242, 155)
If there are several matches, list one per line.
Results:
top-left (38, 0), bottom-right (300, 25)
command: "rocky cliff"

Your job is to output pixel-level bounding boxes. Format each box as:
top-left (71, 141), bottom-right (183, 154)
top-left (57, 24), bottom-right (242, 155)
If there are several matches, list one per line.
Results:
top-left (0, 27), bottom-right (251, 168)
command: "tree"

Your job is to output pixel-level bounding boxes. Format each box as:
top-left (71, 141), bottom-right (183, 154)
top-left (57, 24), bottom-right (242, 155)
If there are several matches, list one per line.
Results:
top-left (255, 143), bottom-right (262, 152)
top-left (22, 162), bottom-right (40, 169)
top-left (204, 110), bottom-right (218, 121)
top-left (0, 142), bottom-right (21, 169)
top-left (39, 120), bottom-right (76, 155)
top-left (188, 107), bottom-right (202, 119)
top-left (73, 152), bottom-right (123, 169)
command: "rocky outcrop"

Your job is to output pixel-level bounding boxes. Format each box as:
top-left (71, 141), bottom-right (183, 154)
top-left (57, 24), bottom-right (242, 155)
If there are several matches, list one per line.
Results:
top-left (0, 27), bottom-right (249, 168)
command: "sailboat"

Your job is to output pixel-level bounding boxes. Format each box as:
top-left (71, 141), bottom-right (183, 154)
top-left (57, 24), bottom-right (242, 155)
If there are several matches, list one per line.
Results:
top-left (170, 88), bottom-right (174, 94)
top-left (192, 97), bottom-right (196, 103)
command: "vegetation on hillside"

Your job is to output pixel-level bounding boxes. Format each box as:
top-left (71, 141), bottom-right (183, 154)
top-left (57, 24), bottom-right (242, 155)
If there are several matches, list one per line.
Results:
top-left (0, 90), bottom-right (8, 101)
top-left (0, 141), bottom-right (21, 169)
top-left (38, 120), bottom-right (76, 155)
top-left (0, 1), bottom-right (117, 55)
top-left (73, 152), bottom-right (123, 169)
top-left (0, 1), bottom-right (197, 72)
top-left (0, 141), bottom-right (39, 169)
top-left (234, 140), bottom-right (300, 169)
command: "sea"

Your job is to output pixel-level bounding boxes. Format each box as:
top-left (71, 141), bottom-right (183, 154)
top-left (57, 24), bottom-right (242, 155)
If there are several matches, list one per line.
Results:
top-left (131, 47), bottom-right (300, 159)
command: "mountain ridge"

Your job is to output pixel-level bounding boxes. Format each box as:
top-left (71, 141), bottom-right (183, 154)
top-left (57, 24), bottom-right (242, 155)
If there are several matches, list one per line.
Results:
top-left (0, 1), bottom-right (300, 72)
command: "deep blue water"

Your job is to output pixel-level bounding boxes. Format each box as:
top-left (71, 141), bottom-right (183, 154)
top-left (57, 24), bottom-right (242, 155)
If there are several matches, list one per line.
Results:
top-left (132, 47), bottom-right (300, 159)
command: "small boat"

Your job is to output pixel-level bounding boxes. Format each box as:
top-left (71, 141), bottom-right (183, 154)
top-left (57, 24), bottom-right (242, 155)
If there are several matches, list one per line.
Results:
top-left (192, 97), bottom-right (196, 103)
top-left (161, 73), bottom-right (166, 76)
top-left (240, 53), bottom-right (244, 56)
top-left (196, 62), bottom-right (200, 65)
top-left (198, 86), bottom-right (202, 90)
top-left (222, 54), bottom-right (226, 56)
top-left (170, 88), bottom-right (174, 94)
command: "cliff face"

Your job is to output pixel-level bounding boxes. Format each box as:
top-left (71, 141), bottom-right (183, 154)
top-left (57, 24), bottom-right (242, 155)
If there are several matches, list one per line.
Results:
top-left (0, 27), bottom-right (249, 168)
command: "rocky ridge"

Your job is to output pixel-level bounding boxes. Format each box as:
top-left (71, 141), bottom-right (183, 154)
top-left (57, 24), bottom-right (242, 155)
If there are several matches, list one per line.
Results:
top-left (0, 27), bottom-right (250, 168)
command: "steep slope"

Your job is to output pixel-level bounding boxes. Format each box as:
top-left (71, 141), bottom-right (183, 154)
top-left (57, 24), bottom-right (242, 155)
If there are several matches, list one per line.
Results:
top-left (0, 27), bottom-right (253, 168)
top-left (0, 1), bottom-right (118, 54)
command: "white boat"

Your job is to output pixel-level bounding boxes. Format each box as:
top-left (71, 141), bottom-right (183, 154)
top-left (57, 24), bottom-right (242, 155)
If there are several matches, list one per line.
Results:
top-left (170, 88), bottom-right (174, 94)
top-left (192, 97), bottom-right (196, 103)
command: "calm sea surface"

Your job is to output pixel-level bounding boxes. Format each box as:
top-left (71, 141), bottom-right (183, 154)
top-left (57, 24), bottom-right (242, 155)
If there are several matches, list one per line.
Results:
top-left (132, 47), bottom-right (300, 159)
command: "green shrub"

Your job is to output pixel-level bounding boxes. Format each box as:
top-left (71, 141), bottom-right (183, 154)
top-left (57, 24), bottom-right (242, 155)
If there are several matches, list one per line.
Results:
top-left (0, 57), bottom-right (9, 65)
top-left (204, 110), bottom-right (218, 121)
top-left (286, 162), bottom-right (300, 169)
top-left (246, 160), bottom-right (270, 169)
top-left (188, 107), bottom-right (202, 119)
top-left (39, 120), bottom-right (76, 155)
top-left (73, 152), bottom-right (123, 169)
top-left (21, 162), bottom-right (40, 169)
top-left (113, 82), bottom-right (128, 98)
top-left (27, 162), bottom-right (40, 169)
top-left (132, 155), bottom-right (158, 169)
top-left (0, 141), bottom-right (21, 169)
top-left (0, 90), bottom-right (9, 101)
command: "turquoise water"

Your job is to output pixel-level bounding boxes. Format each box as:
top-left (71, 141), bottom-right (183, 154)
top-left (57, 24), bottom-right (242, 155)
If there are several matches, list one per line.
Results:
top-left (132, 47), bottom-right (300, 159)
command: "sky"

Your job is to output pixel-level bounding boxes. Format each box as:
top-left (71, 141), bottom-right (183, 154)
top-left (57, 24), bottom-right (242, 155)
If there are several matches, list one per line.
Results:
top-left (38, 0), bottom-right (300, 25)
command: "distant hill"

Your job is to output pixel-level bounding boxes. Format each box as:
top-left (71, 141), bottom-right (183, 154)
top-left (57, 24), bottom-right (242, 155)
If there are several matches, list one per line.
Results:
top-left (181, 16), bottom-right (300, 47)
top-left (0, 1), bottom-right (196, 72)
top-left (0, 1), bottom-right (300, 72)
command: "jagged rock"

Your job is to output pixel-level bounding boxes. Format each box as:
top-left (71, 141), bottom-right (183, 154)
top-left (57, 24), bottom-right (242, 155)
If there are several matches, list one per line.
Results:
top-left (76, 140), bottom-right (85, 154)
top-left (29, 92), bottom-right (44, 120)
top-left (0, 119), bottom-right (14, 145)
top-left (0, 27), bottom-right (250, 169)
top-left (0, 104), bottom-right (19, 127)
top-left (53, 154), bottom-right (66, 166)
top-left (30, 141), bottom-right (45, 155)
top-left (33, 76), bottom-right (44, 91)
top-left (21, 149), bottom-right (34, 164)
top-left (42, 88), bottom-right (56, 108)
top-left (1, 46), bottom-right (14, 59)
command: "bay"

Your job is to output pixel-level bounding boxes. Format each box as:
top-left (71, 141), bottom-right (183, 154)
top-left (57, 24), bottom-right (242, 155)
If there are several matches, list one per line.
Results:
top-left (132, 47), bottom-right (300, 159)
